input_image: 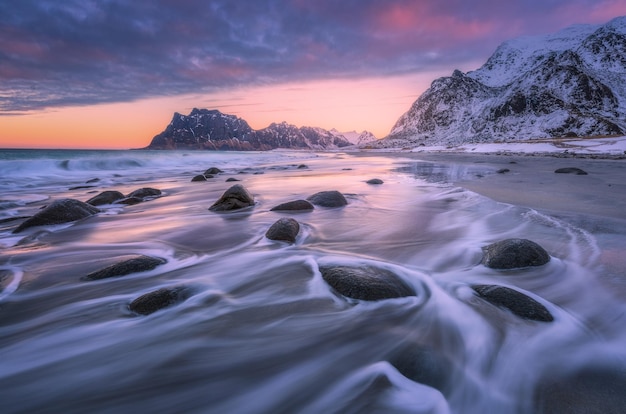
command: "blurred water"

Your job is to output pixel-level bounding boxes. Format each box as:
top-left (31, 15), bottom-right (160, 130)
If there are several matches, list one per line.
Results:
top-left (1, 149), bottom-right (625, 413)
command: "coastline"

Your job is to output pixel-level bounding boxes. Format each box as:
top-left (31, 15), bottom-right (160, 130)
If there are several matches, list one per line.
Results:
top-left (352, 150), bottom-right (626, 222)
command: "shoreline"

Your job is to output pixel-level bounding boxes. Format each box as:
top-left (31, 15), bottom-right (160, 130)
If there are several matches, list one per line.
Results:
top-left (352, 150), bottom-right (626, 222)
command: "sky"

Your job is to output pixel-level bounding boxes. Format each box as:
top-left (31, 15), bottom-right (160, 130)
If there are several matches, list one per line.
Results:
top-left (1, 0), bottom-right (626, 149)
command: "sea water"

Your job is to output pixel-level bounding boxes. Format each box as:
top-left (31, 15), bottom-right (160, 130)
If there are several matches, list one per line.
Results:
top-left (1, 149), bottom-right (625, 413)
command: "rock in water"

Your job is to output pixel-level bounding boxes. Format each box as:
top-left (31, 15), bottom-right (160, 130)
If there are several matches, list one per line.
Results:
top-left (481, 238), bottom-right (550, 269)
top-left (307, 191), bottom-right (348, 207)
top-left (319, 265), bottom-right (415, 301)
top-left (127, 188), bottom-right (162, 198)
top-left (129, 286), bottom-right (190, 315)
top-left (472, 284), bottom-right (554, 322)
top-left (86, 190), bottom-right (125, 206)
top-left (209, 184), bottom-right (255, 211)
top-left (13, 199), bottom-right (100, 233)
top-left (81, 255), bottom-right (167, 281)
top-left (366, 178), bottom-right (384, 184)
top-left (270, 200), bottom-right (314, 212)
top-left (265, 218), bottom-right (300, 243)
top-left (554, 167), bottom-right (588, 175)
top-left (191, 175), bottom-right (207, 182)
top-left (204, 167), bottom-right (223, 175)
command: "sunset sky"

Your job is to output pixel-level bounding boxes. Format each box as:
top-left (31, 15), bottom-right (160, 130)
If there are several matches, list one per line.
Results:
top-left (2, 0), bottom-right (626, 149)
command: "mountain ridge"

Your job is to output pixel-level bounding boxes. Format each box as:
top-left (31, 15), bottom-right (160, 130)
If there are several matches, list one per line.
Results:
top-left (377, 16), bottom-right (626, 148)
top-left (145, 108), bottom-right (375, 151)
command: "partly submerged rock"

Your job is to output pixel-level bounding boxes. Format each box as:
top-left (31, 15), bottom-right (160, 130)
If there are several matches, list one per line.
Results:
top-left (191, 174), bottom-right (207, 182)
top-left (115, 196), bottom-right (144, 205)
top-left (366, 178), bottom-right (384, 184)
top-left (129, 286), bottom-right (191, 315)
top-left (319, 265), bottom-right (415, 301)
top-left (13, 198), bottom-right (100, 233)
top-left (204, 167), bottom-right (223, 175)
top-left (388, 347), bottom-right (456, 393)
top-left (81, 255), bottom-right (167, 281)
top-left (86, 190), bottom-right (125, 206)
top-left (472, 284), bottom-right (554, 322)
top-left (270, 199), bottom-right (314, 212)
top-left (209, 184), bottom-right (255, 211)
top-left (225, 177), bottom-right (240, 182)
top-left (265, 218), bottom-right (300, 243)
top-left (127, 188), bottom-right (162, 199)
top-left (481, 238), bottom-right (550, 269)
top-left (555, 167), bottom-right (588, 175)
top-left (307, 191), bottom-right (348, 208)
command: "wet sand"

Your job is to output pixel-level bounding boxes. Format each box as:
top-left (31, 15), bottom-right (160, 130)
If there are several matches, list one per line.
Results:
top-left (363, 152), bottom-right (626, 222)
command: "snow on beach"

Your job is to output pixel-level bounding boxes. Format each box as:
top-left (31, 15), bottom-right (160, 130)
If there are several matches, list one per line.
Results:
top-left (373, 135), bottom-right (626, 156)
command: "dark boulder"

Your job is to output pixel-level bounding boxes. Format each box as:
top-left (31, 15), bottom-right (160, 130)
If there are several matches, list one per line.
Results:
top-left (388, 347), bottom-right (456, 393)
top-left (366, 178), bottom-right (384, 184)
top-left (204, 167), bottom-right (223, 175)
top-left (472, 284), bottom-right (554, 322)
top-left (86, 190), bottom-right (125, 206)
top-left (496, 168), bottom-right (510, 174)
top-left (535, 365), bottom-right (626, 414)
top-left (191, 175), bottom-right (207, 182)
top-left (209, 184), bottom-right (255, 211)
top-left (481, 238), bottom-right (550, 269)
top-left (270, 199), bottom-right (314, 212)
top-left (13, 198), bottom-right (100, 233)
top-left (307, 191), bottom-right (348, 207)
top-left (127, 188), bottom-right (162, 199)
top-left (319, 265), bottom-right (415, 301)
top-left (265, 218), bottom-right (300, 243)
top-left (297, 164), bottom-right (308, 169)
top-left (81, 255), bottom-right (167, 281)
top-left (555, 167), bottom-right (588, 175)
top-left (225, 177), bottom-right (240, 182)
top-left (129, 286), bottom-right (191, 315)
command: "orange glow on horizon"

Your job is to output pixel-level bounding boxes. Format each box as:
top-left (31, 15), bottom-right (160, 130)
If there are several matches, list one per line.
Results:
top-left (0, 70), bottom-right (473, 149)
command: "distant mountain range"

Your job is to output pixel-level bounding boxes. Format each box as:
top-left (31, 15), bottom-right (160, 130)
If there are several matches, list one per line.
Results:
top-left (377, 16), bottom-right (626, 148)
top-left (145, 108), bottom-right (376, 151)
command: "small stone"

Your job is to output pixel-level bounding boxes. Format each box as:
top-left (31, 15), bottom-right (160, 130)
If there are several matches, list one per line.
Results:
top-left (297, 164), bottom-right (308, 169)
top-left (13, 199), bottom-right (100, 233)
top-left (481, 238), bottom-right (550, 269)
top-left (496, 168), bottom-right (510, 174)
top-left (472, 284), bottom-right (554, 322)
top-left (191, 175), bottom-right (207, 182)
top-left (115, 196), bottom-right (144, 205)
top-left (307, 191), bottom-right (348, 208)
top-left (225, 177), bottom-right (240, 182)
top-left (129, 286), bottom-right (190, 315)
top-left (81, 255), bottom-right (166, 281)
top-left (555, 167), bottom-right (588, 175)
top-left (86, 190), bottom-right (125, 206)
top-left (127, 188), bottom-right (162, 198)
top-left (204, 167), bottom-right (223, 175)
top-left (270, 200), bottom-right (314, 212)
top-left (209, 184), bottom-right (255, 211)
top-left (319, 265), bottom-right (415, 301)
top-left (366, 178), bottom-right (384, 184)
top-left (265, 218), bottom-right (300, 243)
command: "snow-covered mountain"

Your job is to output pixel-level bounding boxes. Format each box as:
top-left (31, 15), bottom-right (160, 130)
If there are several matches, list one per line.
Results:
top-left (332, 129), bottom-right (377, 146)
top-left (378, 16), bottom-right (626, 148)
top-left (146, 108), bottom-right (351, 150)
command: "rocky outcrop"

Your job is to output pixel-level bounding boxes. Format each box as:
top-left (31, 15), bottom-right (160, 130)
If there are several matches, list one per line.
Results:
top-left (378, 16), bottom-right (626, 148)
top-left (481, 239), bottom-right (551, 269)
top-left (13, 198), bottom-right (100, 233)
top-left (209, 184), bottom-right (255, 211)
top-left (81, 255), bottom-right (167, 281)
top-left (146, 108), bottom-right (352, 151)
top-left (265, 218), bottom-right (300, 243)
top-left (472, 284), bottom-right (554, 322)
top-left (319, 265), bottom-right (415, 301)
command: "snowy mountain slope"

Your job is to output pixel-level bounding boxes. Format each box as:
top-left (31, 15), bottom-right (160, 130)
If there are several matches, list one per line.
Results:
top-left (331, 129), bottom-right (377, 145)
top-left (146, 108), bottom-right (352, 150)
top-left (378, 16), bottom-right (626, 148)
